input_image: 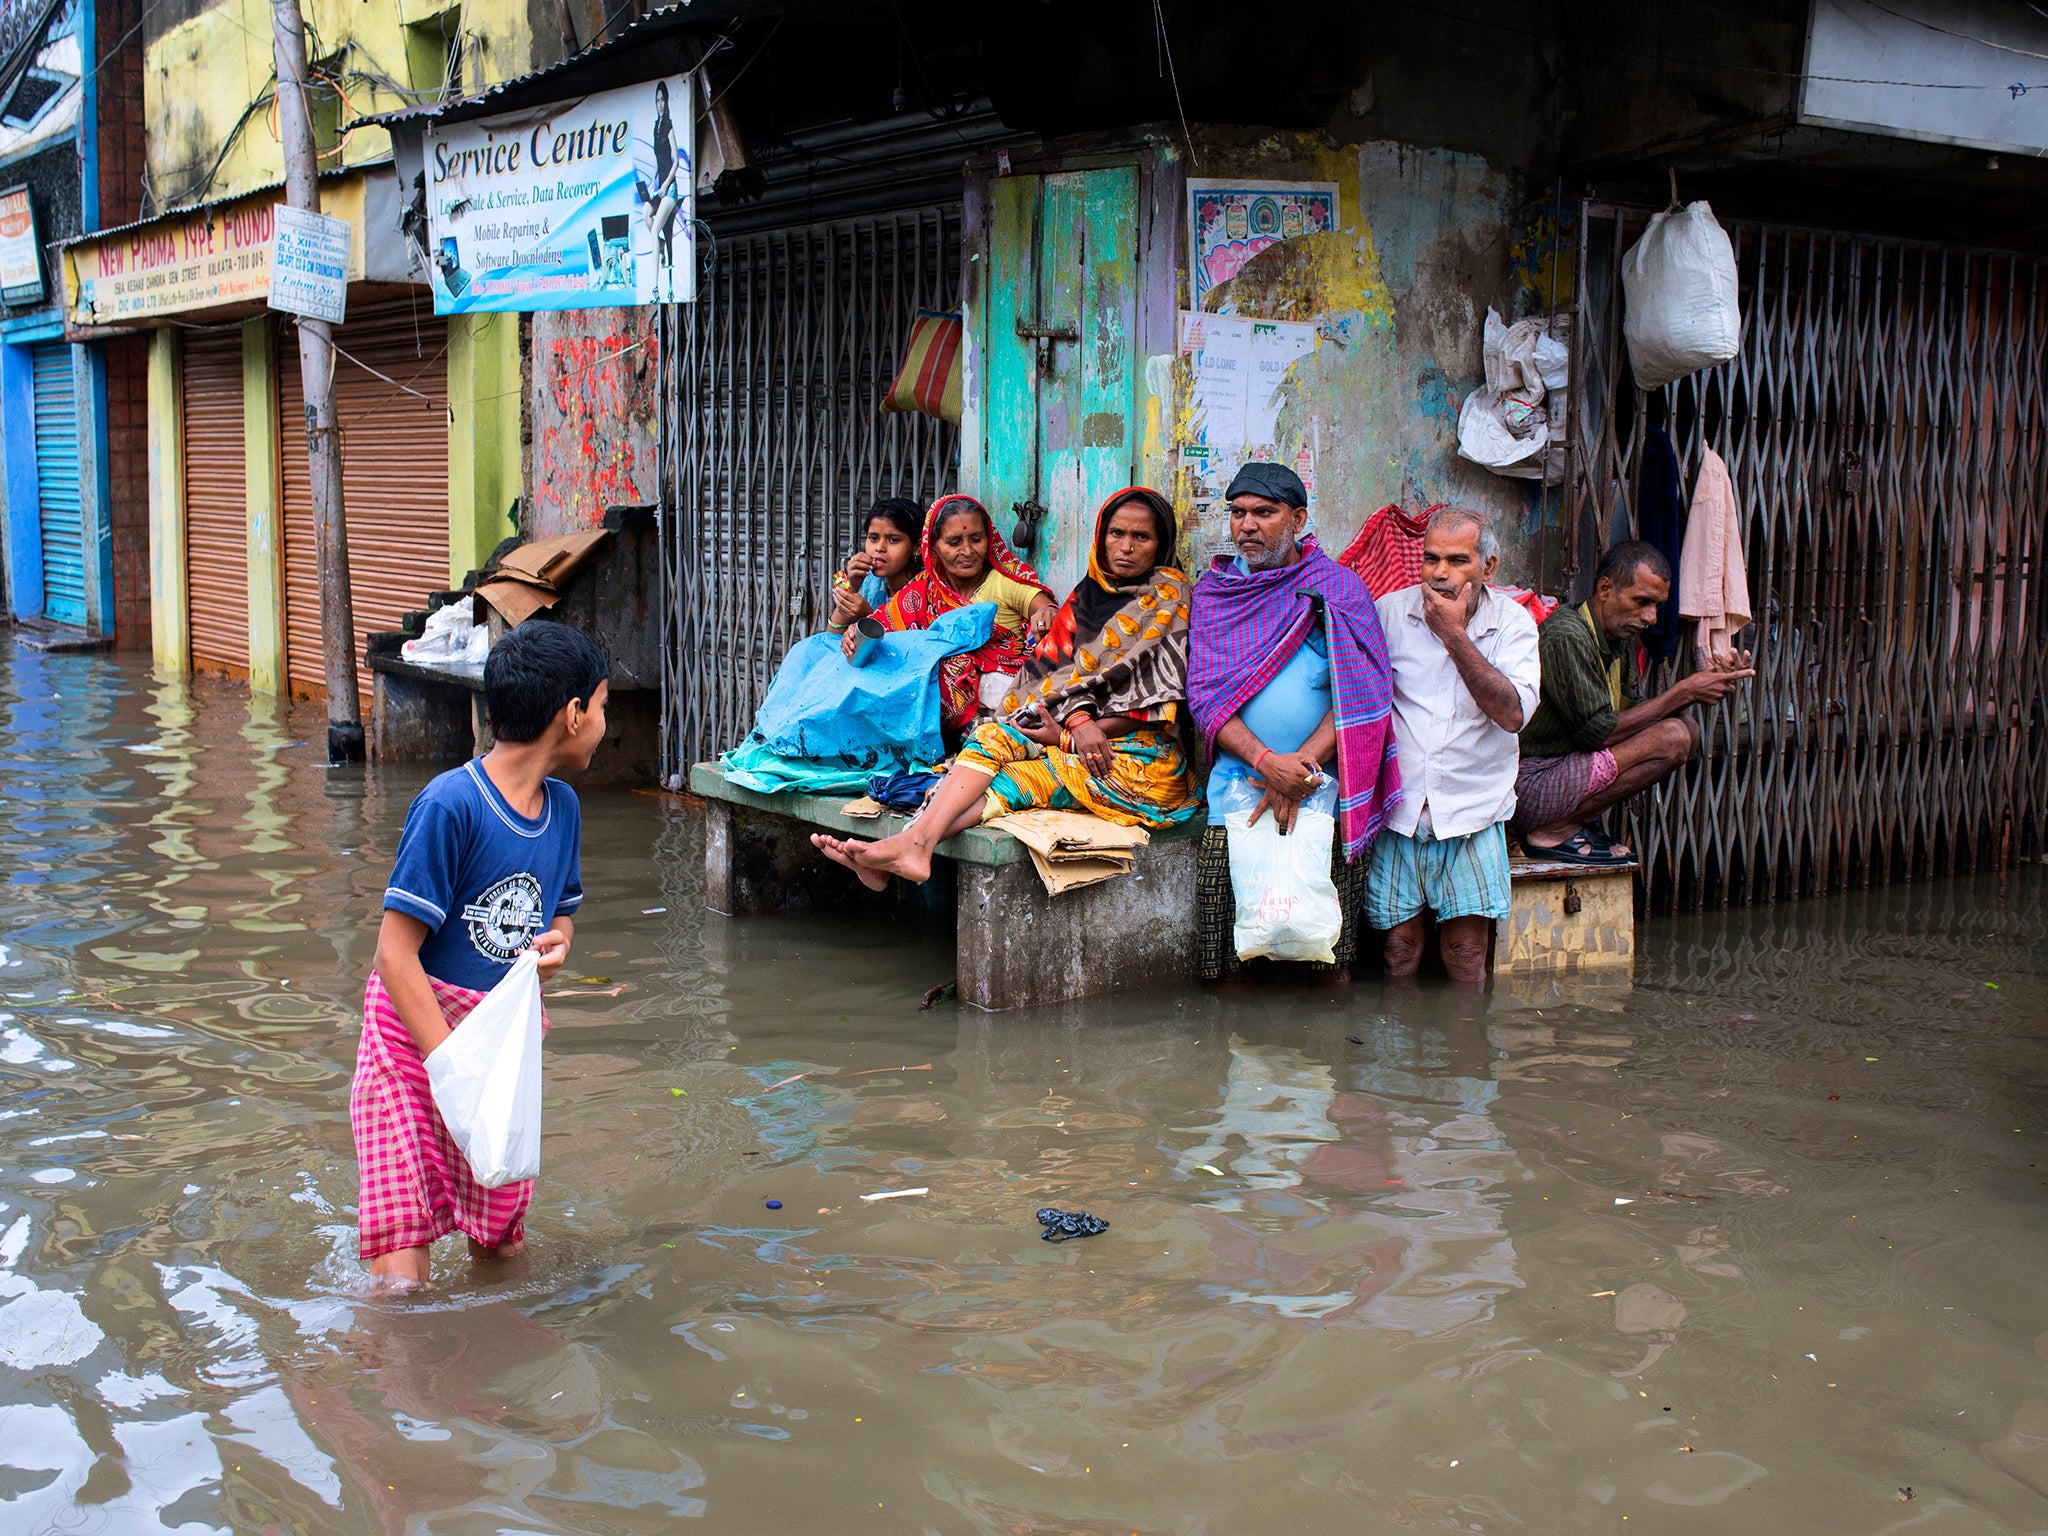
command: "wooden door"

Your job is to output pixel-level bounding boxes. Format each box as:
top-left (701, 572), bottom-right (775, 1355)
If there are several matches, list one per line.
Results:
top-left (976, 167), bottom-right (1140, 600)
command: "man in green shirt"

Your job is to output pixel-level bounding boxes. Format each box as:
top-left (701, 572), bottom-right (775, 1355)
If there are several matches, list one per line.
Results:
top-left (1513, 541), bottom-right (1752, 863)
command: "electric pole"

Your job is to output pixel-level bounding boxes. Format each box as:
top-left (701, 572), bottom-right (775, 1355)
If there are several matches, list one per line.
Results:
top-left (271, 0), bottom-right (364, 762)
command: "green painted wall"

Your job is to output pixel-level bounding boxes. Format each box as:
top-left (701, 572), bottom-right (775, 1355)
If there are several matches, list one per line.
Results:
top-left (242, 317), bottom-right (285, 696)
top-left (447, 312), bottom-right (523, 582)
top-left (147, 328), bottom-right (186, 676)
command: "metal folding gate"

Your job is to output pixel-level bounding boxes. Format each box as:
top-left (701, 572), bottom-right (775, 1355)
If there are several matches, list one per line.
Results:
top-left (30, 343), bottom-right (85, 628)
top-left (279, 302), bottom-right (450, 701)
top-left (1570, 202), bottom-right (2048, 911)
top-left (182, 328), bottom-right (249, 675)
top-left (657, 206), bottom-right (963, 781)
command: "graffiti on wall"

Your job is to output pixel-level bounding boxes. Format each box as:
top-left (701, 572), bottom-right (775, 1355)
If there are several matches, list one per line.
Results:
top-left (532, 311), bottom-right (659, 538)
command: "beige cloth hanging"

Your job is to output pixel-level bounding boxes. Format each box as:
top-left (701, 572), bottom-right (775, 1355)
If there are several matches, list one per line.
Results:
top-left (1678, 447), bottom-right (1752, 664)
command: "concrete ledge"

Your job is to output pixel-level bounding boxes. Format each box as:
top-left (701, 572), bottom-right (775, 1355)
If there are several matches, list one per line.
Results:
top-left (690, 759), bottom-right (1203, 1009)
top-left (689, 760), bottom-right (1204, 867)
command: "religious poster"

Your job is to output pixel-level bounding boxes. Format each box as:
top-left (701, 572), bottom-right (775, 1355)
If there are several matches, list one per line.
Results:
top-left (1186, 179), bottom-right (1339, 310)
top-left (423, 74), bottom-right (695, 314)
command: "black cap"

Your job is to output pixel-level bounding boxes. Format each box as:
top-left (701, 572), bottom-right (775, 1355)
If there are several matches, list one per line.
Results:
top-left (1225, 461), bottom-right (1308, 508)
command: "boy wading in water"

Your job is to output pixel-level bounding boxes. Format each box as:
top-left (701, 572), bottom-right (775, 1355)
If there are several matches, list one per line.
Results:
top-left (352, 623), bottom-right (608, 1290)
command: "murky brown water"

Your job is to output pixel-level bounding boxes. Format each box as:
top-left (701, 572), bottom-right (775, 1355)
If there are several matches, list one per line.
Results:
top-left (4, 646), bottom-right (2048, 1533)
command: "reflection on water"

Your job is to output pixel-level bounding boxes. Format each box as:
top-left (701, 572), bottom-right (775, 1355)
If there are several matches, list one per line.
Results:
top-left (3, 645), bottom-right (2048, 1532)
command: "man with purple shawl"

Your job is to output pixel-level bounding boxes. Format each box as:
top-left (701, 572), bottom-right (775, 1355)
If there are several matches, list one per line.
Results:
top-left (1188, 462), bottom-right (1403, 982)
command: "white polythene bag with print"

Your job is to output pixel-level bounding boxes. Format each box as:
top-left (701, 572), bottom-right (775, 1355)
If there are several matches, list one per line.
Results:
top-left (425, 949), bottom-right (543, 1187)
top-left (1222, 777), bottom-right (1343, 965)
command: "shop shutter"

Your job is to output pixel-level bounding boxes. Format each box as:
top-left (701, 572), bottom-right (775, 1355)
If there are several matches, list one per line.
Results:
top-left (279, 301), bottom-right (450, 701)
top-left (30, 344), bottom-right (85, 628)
top-left (181, 328), bottom-right (248, 674)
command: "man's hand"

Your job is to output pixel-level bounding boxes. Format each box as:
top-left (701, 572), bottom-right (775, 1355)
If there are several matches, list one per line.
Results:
top-left (1067, 718), bottom-right (1114, 778)
top-left (530, 927), bottom-right (571, 982)
top-left (1681, 658), bottom-right (1756, 706)
top-left (1256, 751), bottom-right (1325, 801)
top-left (1420, 578), bottom-right (1477, 643)
top-left (1245, 780), bottom-right (1303, 835)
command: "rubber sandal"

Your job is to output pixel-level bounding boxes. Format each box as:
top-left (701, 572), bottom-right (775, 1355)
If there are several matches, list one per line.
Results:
top-left (1526, 825), bottom-right (1632, 866)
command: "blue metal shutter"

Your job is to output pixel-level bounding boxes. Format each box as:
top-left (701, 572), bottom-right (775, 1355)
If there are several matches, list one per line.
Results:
top-left (30, 343), bottom-right (85, 628)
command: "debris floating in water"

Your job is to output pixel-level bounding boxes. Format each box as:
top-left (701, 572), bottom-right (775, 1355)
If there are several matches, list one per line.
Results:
top-left (761, 1073), bottom-right (808, 1093)
top-left (1196, 1164), bottom-right (1224, 1176)
top-left (1036, 1207), bottom-right (1109, 1242)
top-left (642, 907), bottom-right (667, 914)
top-left (765, 1200), bottom-right (782, 1210)
top-left (860, 1187), bottom-right (928, 1203)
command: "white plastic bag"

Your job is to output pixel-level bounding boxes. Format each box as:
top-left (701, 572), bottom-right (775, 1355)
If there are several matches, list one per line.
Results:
top-left (1222, 776), bottom-right (1343, 964)
top-left (425, 949), bottom-right (543, 1187)
top-left (401, 595), bottom-right (488, 666)
top-left (1621, 202), bottom-right (1740, 389)
top-left (1457, 309), bottom-right (1570, 484)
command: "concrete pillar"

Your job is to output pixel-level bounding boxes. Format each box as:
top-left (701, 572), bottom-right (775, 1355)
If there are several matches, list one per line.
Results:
top-left (242, 317), bottom-right (286, 696)
top-left (75, 343), bottom-right (114, 637)
top-left (146, 327), bottom-right (187, 675)
top-left (446, 311), bottom-right (522, 584)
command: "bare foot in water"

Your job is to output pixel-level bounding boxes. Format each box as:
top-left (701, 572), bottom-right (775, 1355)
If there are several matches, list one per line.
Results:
top-left (812, 833), bottom-right (890, 891)
top-left (468, 1237), bottom-right (524, 1263)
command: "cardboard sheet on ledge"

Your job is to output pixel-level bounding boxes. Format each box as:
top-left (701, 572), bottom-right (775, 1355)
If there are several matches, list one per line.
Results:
top-left (476, 528), bottom-right (613, 625)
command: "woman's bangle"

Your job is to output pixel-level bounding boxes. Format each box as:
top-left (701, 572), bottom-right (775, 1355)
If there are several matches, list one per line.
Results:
top-left (1251, 746), bottom-right (1272, 774)
top-left (1059, 729), bottom-right (1073, 752)
top-left (1064, 710), bottom-right (1093, 731)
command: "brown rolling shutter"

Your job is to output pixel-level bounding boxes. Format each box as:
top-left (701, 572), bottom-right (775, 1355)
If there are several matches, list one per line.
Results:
top-left (279, 300), bottom-right (450, 701)
top-left (181, 328), bottom-right (248, 676)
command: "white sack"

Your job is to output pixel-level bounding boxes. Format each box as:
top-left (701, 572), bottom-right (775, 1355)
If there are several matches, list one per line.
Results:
top-left (425, 949), bottom-right (544, 1187)
top-left (1621, 202), bottom-right (1741, 389)
top-left (1223, 779), bottom-right (1343, 964)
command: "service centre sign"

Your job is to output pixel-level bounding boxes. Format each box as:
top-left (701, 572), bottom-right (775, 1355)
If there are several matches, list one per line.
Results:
top-left (423, 74), bottom-right (695, 313)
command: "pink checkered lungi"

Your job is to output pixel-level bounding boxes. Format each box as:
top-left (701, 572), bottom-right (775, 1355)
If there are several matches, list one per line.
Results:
top-left (350, 970), bottom-right (534, 1260)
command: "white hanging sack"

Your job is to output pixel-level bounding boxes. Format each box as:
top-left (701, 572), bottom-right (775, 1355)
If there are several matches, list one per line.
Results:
top-left (425, 949), bottom-right (544, 1187)
top-left (1222, 776), bottom-right (1344, 964)
top-left (1622, 201), bottom-right (1741, 389)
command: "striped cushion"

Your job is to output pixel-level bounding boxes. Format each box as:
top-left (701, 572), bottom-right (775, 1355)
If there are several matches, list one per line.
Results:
top-left (882, 309), bottom-right (963, 424)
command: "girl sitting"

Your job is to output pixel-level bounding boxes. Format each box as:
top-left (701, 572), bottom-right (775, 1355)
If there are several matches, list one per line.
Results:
top-left (826, 497), bottom-right (924, 633)
top-left (851, 494), bottom-right (1055, 744)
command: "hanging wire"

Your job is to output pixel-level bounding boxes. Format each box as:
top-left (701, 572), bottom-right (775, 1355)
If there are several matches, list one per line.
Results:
top-left (1151, 0), bottom-right (1198, 167)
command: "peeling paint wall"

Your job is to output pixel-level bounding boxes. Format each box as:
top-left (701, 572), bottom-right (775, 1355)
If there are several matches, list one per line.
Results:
top-left (142, 0), bottom-right (542, 213)
top-left (526, 306), bottom-right (659, 539)
top-left (1169, 135), bottom-right (1564, 590)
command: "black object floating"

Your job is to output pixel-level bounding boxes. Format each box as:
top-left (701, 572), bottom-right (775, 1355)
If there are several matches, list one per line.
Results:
top-left (1036, 1206), bottom-right (1109, 1242)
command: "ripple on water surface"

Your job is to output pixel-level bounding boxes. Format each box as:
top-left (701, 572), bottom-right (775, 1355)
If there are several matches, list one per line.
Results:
top-left (1, 648), bottom-right (2048, 1531)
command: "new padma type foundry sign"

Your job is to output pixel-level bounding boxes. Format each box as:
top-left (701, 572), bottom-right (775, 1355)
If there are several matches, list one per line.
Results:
top-left (424, 74), bottom-right (695, 313)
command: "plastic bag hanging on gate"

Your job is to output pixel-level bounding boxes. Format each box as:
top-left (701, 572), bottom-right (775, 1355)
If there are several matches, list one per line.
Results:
top-left (1221, 777), bottom-right (1344, 965)
top-left (1621, 202), bottom-right (1741, 389)
top-left (425, 950), bottom-right (544, 1187)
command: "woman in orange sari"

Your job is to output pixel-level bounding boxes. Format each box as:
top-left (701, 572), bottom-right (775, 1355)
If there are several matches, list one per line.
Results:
top-left (849, 494), bottom-right (1054, 743)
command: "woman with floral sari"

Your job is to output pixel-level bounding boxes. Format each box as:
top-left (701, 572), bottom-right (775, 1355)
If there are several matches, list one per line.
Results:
top-left (813, 487), bottom-right (1198, 887)
top-left (849, 494), bottom-right (1055, 743)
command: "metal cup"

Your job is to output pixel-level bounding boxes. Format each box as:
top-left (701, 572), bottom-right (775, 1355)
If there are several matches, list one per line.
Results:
top-left (847, 615), bottom-right (886, 666)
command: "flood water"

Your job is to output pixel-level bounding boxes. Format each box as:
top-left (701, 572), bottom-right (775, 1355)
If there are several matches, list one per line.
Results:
top-left (3, 645), bottom-right (2048, 1534)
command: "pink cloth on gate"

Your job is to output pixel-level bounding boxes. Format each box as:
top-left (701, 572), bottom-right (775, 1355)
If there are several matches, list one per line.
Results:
top-left (351, 970), bottom-right (537, 1260)
top-left (1678, 446), bottom-right (1751, 663)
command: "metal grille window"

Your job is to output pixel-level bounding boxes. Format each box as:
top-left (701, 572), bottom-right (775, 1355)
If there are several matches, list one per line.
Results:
top-left (657, 206), bottom-right (963, 780)
top-left (1569, 202), bottom-right (2048, 912)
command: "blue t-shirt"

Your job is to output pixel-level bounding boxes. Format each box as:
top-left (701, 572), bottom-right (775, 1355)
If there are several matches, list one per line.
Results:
top-left (382, 759), bottom-right (584, 990)
top-left (1205, 622), bottom-right (1333, 825)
